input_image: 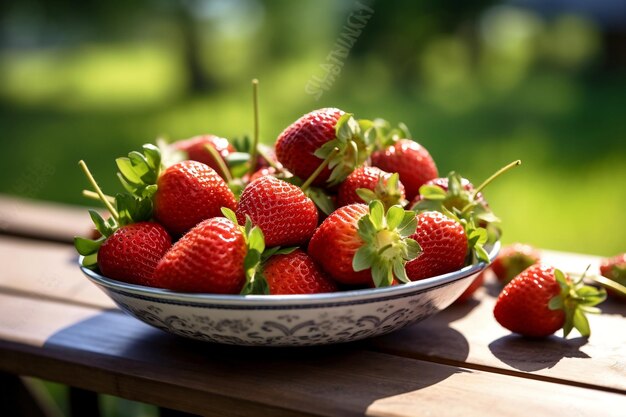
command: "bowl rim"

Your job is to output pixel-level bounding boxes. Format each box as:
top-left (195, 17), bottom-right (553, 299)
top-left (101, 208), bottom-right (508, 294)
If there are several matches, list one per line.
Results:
top-left (80, 241), bottom-right (499, 306)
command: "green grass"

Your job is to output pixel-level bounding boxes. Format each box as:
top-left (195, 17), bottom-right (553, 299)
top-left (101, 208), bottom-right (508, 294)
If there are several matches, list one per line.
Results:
top-left (1, 46), bottom-right (624, 257)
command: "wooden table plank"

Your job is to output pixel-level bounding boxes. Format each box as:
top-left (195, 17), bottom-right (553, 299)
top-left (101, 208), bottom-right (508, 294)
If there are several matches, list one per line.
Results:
top-left (1, 235), bottom-right (624, 394)
top-left (0, 235), bottom-right (114, 310)
top-left (0, 294), bottom-right (623, 417)
top-left (0, 195), bottom-right (97, 243)
top-left (371, 250), bottom-right (626, 393)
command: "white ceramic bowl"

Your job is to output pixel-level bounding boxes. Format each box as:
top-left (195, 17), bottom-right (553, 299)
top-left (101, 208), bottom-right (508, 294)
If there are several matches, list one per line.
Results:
top-left (80, 241), bottom-right (499, 346)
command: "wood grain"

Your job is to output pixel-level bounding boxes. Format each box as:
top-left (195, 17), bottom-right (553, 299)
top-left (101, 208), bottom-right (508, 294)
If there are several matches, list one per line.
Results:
top-left (0, 195), bottom-right (97, 243)
top-left (0, 235), bottom-right (114, 310)
top-left (371, 250), bottom-right (626, 393)
top-left (0, 294), bottom-right (623, 417)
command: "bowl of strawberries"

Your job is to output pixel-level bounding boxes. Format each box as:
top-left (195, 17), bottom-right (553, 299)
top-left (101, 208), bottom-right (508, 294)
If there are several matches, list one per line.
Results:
top-left (76, 98), bottom-right (510, 346)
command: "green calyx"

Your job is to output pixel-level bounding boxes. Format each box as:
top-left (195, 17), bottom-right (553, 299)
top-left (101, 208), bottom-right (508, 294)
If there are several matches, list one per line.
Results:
top-left (413, 171), bottom-right (502, 244)
top-left (116, 144), bottom-right (162, 200)
top-left (221, 208), bottom-right (296, 295)
top-left (356, 172), bottom-right (406, 210)
top-left (314, 114), bottom-right (374, 186)
top-left (548, 268), bottom-right (607, 337)
top-left (353, 200), bottom-right (422, 287)
top-left (75, 159), bottom-right (154, 268)
top-left (367, 118), bottom-right (412, 149)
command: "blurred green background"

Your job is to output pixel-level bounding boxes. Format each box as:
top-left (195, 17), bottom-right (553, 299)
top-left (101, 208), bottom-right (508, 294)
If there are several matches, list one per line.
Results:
top-left (1, 0), bottom-right (625, 415)
top-left (2, 0), bottom-right (625, 256)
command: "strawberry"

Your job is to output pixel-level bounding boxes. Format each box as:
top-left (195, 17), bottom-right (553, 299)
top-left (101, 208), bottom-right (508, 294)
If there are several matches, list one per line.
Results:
top-left (236, 175), bottom-right (318, 247)
top-left (308, 201), bottom-right (420, 286)
top-left (410, 176), bottom-right (481, 208)
top-left (98, 222), bottom-right (171, 285)
top-left (494, 264), bottom-right (606, 338)
top-left (115, 145), bottom-right (237, 237)
top-left (405, 211), bottom-right (468, 281)
top-left (152, 217), bottom-right (247, 294)
top-left (173, 134), bottom-right (235, 179)
top-left (599, 253), bottom-right (626, 300)
top-left (275, 109), bottom-right (371, 186)
top-left (249, 166), bottom-right (280, 182)
top-left (336, 166), bottom-right (406, 209)
top-left (75, 161), bottom-right (172, 284)
top-left (262, 249), bottom-right (338, 295)
top-left (491, 243), bottom-right (541, 284)
top-left (371, 139), bottom-right (438, 201)
top-left (154, 160), bottom-right (237, 236)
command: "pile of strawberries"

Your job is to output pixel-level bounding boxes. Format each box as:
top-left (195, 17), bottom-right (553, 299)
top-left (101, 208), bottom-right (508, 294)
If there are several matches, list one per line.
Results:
top-left (76, 105), bottom-right (503, 298)
top-left (75, 95), bottom-right (623, 340)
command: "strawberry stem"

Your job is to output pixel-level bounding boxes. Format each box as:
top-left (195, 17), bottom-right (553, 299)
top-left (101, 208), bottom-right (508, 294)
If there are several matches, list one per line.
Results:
top-left (256, 144), bottom-right (279, 170)
top-left (248, 78), bottom-right (260, 176)
top-left (78, 160), bottom-right (119, 221)
top-left (82, 189), bottom-right (116, 205)
top-left (301, 147), bottom-right (340, 192)
top-left (567, 269), bottom-right (626, 297)
top-left (203, 144), bottom-right (233, 183)
top-left (471, 160), bottom-right (521, 200)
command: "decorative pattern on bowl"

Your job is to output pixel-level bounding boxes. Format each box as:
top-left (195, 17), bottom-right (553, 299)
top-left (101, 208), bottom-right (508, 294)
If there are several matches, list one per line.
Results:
top-left (80, 241), bottom-right (499, 346)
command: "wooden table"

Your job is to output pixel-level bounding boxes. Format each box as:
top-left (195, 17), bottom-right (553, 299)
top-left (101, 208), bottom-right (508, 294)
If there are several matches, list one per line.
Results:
top-left (0, 195), bottom-right (624, 416)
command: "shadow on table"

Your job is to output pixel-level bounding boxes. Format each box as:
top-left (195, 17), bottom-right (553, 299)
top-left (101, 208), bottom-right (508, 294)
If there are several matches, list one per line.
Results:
top-left (367, 299), bottom-right (476, 363)
top-left (598, 298), bottom-right (626, 317)
top-left (488, 335), bottom-right (589, 372)
top-left (44, 309), bottom-right (471, 415)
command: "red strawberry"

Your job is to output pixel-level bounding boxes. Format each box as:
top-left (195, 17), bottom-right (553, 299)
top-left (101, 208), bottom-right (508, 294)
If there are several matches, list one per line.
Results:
top-left (371, 139), bottom-right (438, 201)
top-left (491, 243), bottom-right (541, 284)
top-left (174, 135), bottom-right (235, 180)
top-left (275, 108), bottom-right (343, 185)
top-left (494, 264), bottom-right (606, 338)
top-left (98, 222), bottom-right (171, 286)
top-left (336, 166), bottom-right (406, 209)
top-left (152, 217), bottom-right (246, 294)
top-left (249, 166), bottom-right (280, 183)
top-left (599, 253), bottom-right (626, 300)
top-left (405, 211), bottom-right (467, 281)
top-left (410, 176), bottom-right (481, 208)
top-left (262, 249), bottom-right (338, 295)
top-left (309, 201), bottom-right (420, 286)
top-left (275, 108), bottom-right (371, 186)
top-left (236, 175), bottom-right (318, 247)
top-left (154, 160), bottom-right (237, 236)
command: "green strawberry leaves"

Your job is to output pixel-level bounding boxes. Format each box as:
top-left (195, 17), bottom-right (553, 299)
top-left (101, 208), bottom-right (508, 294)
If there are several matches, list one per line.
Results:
top-left (75, 193), bottom-right (153, 268)
top-left (353, 201), bottom-right (421, 287)
top-left (116, 144), bottom-right (162, 199)
top-left (356, 172), bottom-right (406, 210)
top-left (548, 268), bottom-right (607, 337)
top-left (222, 207), bottom-right (297, 295)
top-left (314, 113), bottom-right (372, 186)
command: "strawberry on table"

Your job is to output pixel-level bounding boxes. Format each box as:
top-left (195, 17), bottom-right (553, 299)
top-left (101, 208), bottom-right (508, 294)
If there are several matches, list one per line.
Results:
top-left (405, 211), bottom-right (468, 281)
top-left (336, 166), bottom-right (406, 209)
top-left (275, 108), bottom-right (371, 186)
top-left (599, 253), bottom-right (626, 300)
top-left (236, 175), bottom-right (318, 247)
top-left (491, 243), bottom-right (541, 284)
top-left (494, 264), bottom-right (606, 338)
top-left (152, 217), bottom-right (247, 294)
top-left (308, 201), bottom-right (421, 287)
top-left (262, 249), bottom-right (337, 295)
top-left (371, 139), bottom-right (438, 201)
